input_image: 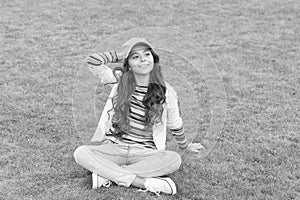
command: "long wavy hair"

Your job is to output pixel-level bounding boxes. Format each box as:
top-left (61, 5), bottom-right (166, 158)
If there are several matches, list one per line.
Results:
top-left (110, 48), bottom-right (166, 133)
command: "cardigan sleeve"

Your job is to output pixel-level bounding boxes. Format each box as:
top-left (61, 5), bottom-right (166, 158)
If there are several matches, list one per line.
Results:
top-left (166, 85), bottom-right (188, 149)
top-left (87, 50), bottom-right (119, 65)
top-left (86, 50), bottom-right (121, 84)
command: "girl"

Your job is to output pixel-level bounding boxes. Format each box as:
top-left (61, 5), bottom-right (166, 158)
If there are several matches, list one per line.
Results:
top-left (74, 38), bottom-right (204, 196)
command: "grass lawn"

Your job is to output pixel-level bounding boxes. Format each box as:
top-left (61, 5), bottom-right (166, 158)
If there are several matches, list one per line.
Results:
top-left (1, 0), bottom-right (299, 199)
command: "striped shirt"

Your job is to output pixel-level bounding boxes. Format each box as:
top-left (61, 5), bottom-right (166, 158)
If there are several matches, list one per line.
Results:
top-left (106, 85), bottom-right (156, 149)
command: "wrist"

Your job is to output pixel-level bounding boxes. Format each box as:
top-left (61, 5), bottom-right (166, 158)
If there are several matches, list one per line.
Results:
top-left (179, 142), bottom-right (189, 150)
top-left (116, 52), bottom-right (124, 62)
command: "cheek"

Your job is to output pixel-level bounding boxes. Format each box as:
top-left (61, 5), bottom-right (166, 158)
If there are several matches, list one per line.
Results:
top-left (128, 60), bottom-right (136, 68)
top-left (149, 56), bottom-right (154, 62)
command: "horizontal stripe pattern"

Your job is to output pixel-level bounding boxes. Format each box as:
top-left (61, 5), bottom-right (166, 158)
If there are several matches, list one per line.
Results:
top-left (87, 50), bottom-right (118, 66)
top-left (170, 126), bottom-right (188, 149)
top-left (108, 85), bottom-right (156, 149)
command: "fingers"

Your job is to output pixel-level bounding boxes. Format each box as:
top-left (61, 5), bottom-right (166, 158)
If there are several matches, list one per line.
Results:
top-left (195, 143), bottom-right (205, 149)
top-left (189, 143), bottom-right (205, 153)
top-left (88, 65), bottom-right (110, 78)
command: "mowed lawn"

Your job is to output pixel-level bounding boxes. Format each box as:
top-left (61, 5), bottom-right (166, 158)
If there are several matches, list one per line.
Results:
top-left (1, 0), bottom-right (299, 199)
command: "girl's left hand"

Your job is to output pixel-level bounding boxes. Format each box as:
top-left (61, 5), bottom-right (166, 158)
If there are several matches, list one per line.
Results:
top-left (187, 143), bottom-right (205, 153)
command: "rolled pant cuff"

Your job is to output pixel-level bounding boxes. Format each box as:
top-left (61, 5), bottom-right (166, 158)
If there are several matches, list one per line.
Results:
top-left (115, 173), bottom-right (136, 187)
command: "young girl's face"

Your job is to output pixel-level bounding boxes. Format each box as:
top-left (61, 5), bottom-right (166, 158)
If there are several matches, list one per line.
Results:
top-left (128, 44), bottom-right (154, 76)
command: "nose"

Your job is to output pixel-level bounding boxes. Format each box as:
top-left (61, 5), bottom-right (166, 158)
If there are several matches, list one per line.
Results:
top-left (140, 56), bottom-right (146, 62)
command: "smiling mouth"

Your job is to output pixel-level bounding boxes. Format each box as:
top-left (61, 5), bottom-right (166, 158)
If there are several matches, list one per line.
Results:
top-left (138, 64), bottom-right (149, 68)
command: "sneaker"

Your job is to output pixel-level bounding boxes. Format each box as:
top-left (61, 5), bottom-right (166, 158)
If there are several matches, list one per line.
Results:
top-left (92, 173), bottom-right (111, 189)
top-left (143, 177), bottom-right (177, 196)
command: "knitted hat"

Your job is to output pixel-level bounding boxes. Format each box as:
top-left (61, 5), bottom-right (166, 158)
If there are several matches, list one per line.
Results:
top-left (121, 38), bottom-right (156, 59)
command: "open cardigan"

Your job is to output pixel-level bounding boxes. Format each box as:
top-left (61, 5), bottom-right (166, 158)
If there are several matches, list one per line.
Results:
top-left (87, 54), bottom-right (188, 150)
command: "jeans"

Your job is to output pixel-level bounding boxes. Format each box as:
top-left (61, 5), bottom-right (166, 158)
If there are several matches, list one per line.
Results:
top-left (74, 140), bottom-right (182, 187)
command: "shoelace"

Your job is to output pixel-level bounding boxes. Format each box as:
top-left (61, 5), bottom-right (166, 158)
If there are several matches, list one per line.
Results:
top-left (138, 187), bottom-right (160, 196)
top-left (102, 180), bottom-right (112, 188)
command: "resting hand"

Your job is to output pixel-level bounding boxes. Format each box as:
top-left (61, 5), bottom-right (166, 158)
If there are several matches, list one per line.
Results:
top-left (187, 143), bottom-right (205, 153)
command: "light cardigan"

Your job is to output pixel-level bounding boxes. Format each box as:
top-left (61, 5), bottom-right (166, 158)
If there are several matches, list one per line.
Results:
top-left (87, 52), bottom-right (188, 150)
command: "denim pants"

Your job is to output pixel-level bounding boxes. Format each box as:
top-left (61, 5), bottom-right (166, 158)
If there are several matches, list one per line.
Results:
top-left (74, 140), bottom-right (182, 187)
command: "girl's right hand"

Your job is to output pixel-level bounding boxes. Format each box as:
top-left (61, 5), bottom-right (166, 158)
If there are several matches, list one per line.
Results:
top-left (88, 64), bottom-right (117, 85)
top-left (88, 64), bottom-right (108, 76)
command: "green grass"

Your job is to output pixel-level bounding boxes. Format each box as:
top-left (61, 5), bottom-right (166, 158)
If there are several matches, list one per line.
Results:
top-left (1, 0), bottom-right (299, 199)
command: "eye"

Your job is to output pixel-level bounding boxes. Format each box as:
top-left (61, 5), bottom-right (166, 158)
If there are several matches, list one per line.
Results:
top-left (131, 55), bottom-right (139, 59)
top-left (145, 52), bottom-right (151, 56)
